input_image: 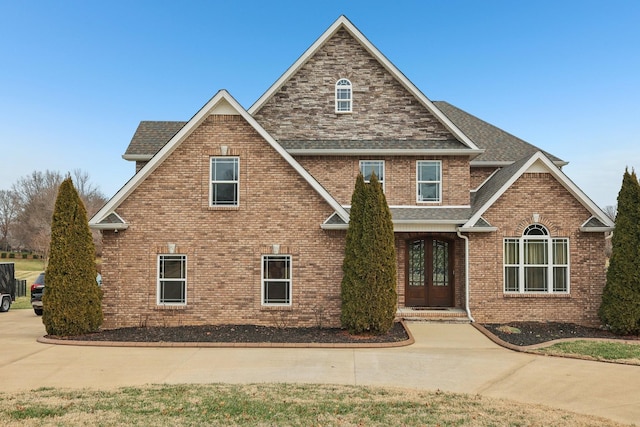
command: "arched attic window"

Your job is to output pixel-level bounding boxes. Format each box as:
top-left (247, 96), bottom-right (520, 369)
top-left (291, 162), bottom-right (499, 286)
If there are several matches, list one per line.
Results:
top-left (504, 224), bottom-right (569, 294)
top-left (335, 78), bottom-right (352, 113)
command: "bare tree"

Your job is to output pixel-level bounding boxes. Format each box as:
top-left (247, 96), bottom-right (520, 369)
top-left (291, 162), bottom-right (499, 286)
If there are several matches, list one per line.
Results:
top-left (0, 190), bottom-right (19, 251)
top-left (603, 204), bottom-right (617, 222)
top-left (10, 170), bottom-right (107, 259)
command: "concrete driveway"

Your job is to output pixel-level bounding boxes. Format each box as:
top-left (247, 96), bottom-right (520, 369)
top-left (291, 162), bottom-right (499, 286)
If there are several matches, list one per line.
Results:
top-left (1, 309), bottom-right (638, 425)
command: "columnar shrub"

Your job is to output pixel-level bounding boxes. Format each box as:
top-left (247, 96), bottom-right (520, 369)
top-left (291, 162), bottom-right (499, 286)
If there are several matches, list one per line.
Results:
top-left (598, 169), bottom-right (640, 335)
top-left (341, 173), bottom-right (397, 334)
top-left (42, 177), bottom-right (102, 336)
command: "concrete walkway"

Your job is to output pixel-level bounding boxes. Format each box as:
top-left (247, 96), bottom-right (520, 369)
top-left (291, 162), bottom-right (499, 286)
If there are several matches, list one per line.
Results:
top-left (1, 309), bottom-right (638, 425)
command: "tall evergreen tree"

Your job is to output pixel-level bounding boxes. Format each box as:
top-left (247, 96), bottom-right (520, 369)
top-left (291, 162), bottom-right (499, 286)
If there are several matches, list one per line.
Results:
top-left (341, 173), bottom-right (397, 334)
top-left (43, 177), bottom-right (102, 336)
top-left (598, 169), bottom-right (640, 335)
top-left (365, 173), bottom-right (398, 333)
top-left (341, 173), bottom-right (369, 333)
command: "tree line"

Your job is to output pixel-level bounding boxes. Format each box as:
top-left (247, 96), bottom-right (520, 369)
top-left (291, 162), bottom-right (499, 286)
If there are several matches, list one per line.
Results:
top-left (0, 169), bottom-right (107, 259)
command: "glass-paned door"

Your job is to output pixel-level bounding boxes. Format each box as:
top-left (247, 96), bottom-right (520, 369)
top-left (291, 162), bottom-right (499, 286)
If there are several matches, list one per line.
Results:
top-left (405, 237), bottom-right (454, 307)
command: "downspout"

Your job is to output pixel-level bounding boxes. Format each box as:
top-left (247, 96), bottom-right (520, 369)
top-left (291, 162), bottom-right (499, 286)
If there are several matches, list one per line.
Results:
top-left (457, 229), bottom-right (475, 322)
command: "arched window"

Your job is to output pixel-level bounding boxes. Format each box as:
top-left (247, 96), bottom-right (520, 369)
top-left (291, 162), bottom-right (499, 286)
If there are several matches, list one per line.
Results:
top-left (335, 78), bottom-right (352, 113)
top-left (504, 224), bottom-right (569, 293)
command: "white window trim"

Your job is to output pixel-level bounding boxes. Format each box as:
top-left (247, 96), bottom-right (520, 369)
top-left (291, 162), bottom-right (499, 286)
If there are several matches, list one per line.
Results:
top-left (503, 225), bottom-right (570, 294)
top-left (335, 78), bottom-right (352, 113)
top-left (359, 160), bottom-right (385, 192)
top-left (157, 254), bottom-right (187, 306)
top-left (210, 156), bottom-right (240, 207)
top-left (261, 254), bottom-right (292, 306)
top-left (416, 160), bottom-right (442, 203)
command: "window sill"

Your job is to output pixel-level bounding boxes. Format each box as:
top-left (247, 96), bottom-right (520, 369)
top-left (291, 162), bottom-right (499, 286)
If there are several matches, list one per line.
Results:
top-left (503, 293), bottom-right (570, 298)
top-left (260, 305), bottom-right (293, 311)
top-left (155, 304), bottom-right (188, 310)
top-left (207, 206), bottom-right (240, 211)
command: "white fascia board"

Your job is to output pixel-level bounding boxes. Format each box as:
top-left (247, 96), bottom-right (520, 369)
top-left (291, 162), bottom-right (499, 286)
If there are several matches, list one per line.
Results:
top-left (388, 205), bottom-right (471, 209)
top-left (470, 159), bottom-right (569, 168)
top-left (247, 16), bottom-right (479, 151)
top-left (286, 148), bottom-right (484, 157)
top-left (580, 226), bottom-right (614, 232)
top-left (90, 223), bottom-right (129, 231)
top-left (321, 223), bottom-right (348, 230)
top-left (457, 226), bottom-right (498, 233)
top-left (90, 90), bottom-right (350, 226)
top-left (463, 152), bottom-right (615, 229)
top-left (122, 154), bottom-right (153, 161)
top-left (393, 223), bottom-right (460, 233)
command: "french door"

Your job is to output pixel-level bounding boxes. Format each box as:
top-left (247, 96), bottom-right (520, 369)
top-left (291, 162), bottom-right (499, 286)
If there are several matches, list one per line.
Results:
top-left (405, 237), bottom-right (454, 307)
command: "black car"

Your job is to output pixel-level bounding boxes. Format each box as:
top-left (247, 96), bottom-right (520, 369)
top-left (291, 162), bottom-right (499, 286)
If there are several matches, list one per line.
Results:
top-left (30, 273), bottom-right (45, 316)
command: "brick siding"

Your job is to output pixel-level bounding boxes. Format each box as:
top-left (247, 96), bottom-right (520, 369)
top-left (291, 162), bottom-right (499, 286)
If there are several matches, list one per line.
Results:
top-left (101, 115), bottom-right (347, 329)
top-left (295, 155), bottom-right (470, 206)
top-left (467, 173), bottom-right (607, 326)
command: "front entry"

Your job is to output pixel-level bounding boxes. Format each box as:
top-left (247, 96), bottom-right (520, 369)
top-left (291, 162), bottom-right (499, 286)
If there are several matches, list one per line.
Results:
top-left (405, 237), bottom-right (454, 307)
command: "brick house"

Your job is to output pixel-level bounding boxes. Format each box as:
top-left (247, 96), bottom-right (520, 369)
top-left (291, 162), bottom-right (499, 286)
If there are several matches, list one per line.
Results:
top-left (89, 16), bottom-right (613, 329)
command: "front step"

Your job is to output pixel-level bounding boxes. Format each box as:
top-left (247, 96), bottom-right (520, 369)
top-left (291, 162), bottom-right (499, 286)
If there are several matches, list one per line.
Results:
top-left (396, 307), bottom-right (470, 323)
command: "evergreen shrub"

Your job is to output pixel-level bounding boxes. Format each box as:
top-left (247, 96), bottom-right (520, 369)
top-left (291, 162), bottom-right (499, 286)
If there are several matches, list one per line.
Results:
top-left (42, 177), bottom-right (103, 336)
top-left (598, 169), bottom-right (640, 335)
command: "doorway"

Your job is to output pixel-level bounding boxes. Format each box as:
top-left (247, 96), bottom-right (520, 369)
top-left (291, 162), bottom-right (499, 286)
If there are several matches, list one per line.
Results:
top-left (405, 237), bottom-right (454, 307)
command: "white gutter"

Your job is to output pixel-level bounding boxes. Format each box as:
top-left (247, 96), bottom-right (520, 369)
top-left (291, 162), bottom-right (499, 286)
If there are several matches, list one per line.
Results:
top-left (456, 229), bottom-right (474, 322)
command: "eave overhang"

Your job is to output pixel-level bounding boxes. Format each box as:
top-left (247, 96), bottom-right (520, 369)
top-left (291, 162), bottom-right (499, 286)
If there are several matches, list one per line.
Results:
top-left (122, 154), bottom-right (153, 161)
top-left (287, 148), bottom-right (484, 157)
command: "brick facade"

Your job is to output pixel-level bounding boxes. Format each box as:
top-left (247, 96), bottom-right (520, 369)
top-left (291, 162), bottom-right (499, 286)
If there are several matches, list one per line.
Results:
top-left (101, 115), bottom-right (347, 329)
top-left (295, 155), bottom-right (470, 206)
top-left (467, 173), bottom-right (606, 326)
top-left (96, 19), bottom-right (610, 330)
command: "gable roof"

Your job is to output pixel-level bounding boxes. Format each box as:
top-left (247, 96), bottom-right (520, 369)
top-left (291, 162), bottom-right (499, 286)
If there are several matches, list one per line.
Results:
top-left (433, 102), bottom-right (566, 166)
top-left (89, 90), bottom-right (350, 229)
top-left (248, 15), bottom-right (481, 154)
top-left (462, 151), bottom-right (614, 231)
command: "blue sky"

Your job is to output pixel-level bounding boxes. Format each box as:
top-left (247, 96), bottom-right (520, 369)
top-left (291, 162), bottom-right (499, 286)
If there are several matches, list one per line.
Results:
top-left (1, 0), bottom-right (638, 208)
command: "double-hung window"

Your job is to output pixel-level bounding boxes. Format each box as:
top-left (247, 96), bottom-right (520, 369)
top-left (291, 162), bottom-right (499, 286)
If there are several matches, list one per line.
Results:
top-left (335, 78), bottom-right (352, 113)
top-left (360, 160), bottom-right (384, 189)
top-left (158, 254), bottom-right (187, 305)
top-left (210, 157), bottom-right (239, 206)
top-left (417, 160), bottom-right (441, 202)
top-left (262, 255), bottom-right (292, 306)
top-left (504, 224), bottom-right (569, 293)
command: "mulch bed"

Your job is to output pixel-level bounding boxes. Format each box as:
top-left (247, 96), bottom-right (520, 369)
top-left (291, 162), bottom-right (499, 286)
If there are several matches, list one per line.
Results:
top-left (52, 322), bottom-right (410, 344)
top-left (482, 322), bottom-right (640, 346)
top-left (48, 321), bottom-right (639, 347)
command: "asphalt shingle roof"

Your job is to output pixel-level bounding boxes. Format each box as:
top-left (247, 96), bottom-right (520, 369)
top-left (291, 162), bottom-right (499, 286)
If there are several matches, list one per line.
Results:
top-left (123, 102), bottom-right (562, 165)
top-left (124, 121), bottom-right (186, 157)
top-left (433, 101), bottom-right (564, 164)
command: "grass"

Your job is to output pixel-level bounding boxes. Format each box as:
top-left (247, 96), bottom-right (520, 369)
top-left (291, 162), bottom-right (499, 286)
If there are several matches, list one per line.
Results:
top-left (538, 340), bottom-right (640, 363)
top-left (2, 258), bottom-right (45, 310)
top-left (0, 384), bottom-right (628, 427)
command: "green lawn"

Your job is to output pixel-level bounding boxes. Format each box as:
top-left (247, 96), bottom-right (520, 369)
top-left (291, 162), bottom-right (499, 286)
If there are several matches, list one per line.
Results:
top-left (4, 258), bottom-right (45, 310)
top-left (538, 340), bottom-right (640, 363)
top-left (0, 384), bottom-right (626, 427)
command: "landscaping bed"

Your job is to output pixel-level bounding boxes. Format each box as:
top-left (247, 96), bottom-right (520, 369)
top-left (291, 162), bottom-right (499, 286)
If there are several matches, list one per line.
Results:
top-left (482, 322), bottom-right (640, 346)
top-left (51, 322), bottom-right (410, 344)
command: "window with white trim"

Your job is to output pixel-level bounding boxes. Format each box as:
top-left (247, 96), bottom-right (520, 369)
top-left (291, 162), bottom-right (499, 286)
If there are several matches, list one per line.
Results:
top-left (158, 254), bottom-right (187, 304)
top-left (416, 160), bottom-right (441, 202)
top-left (262, 255), bottom-right (292, 306)
top-left (210, 157), bottom-right (239, 206)
top-left (504, 224), bottom-right (569, 293)
top-left (335, 78), bottom-right (352, 113)
top-left (360, 160), bottom-right (384, 189)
